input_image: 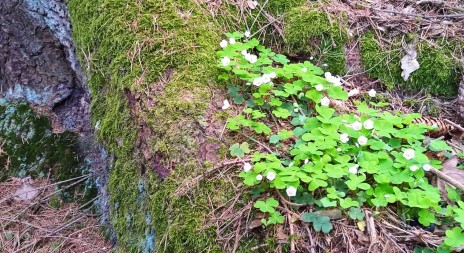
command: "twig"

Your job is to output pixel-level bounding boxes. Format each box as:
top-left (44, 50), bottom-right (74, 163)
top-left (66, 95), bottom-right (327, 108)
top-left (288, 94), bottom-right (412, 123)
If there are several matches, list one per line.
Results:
top-left (444, 119), bottom-right (464, 133)
top-left (276, 190), bottom-right (306, 207)
top-left (174, 158), bottom-right (251, 196)
top-left (430, 167), bottom-right (464, 192)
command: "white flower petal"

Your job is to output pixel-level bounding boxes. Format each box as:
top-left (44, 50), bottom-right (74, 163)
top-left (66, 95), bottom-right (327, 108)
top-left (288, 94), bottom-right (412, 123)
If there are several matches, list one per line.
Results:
top-left (423, 164), bottom-right (433, 171)
top-left (368, 89), bottom-right (377, 97)
top-left (320, 97), bottom-right (330, 107)
top-left (351, 121), bottom-right (362, 131)
top-left (221, 57), bottom-right (231, 66)
top-left (244, 30), bottom-right (251, 38)
top-left (403, 149), bottom-right (415, 160)
top-left (363, 119), bottom-right (374, 130)
top-left (410, 165), bottom-right (419, 172)
top-left (266, 171), bottom-right (276, 181)
top-left (358, 136), bottom-right (368, 146)
top-left (220, 40), bottom-right (228, 48)
top-left (315, 84), bottom-right (324, 91)
top-left (348, 88), bottom-right (360, 97)
top-left (348, 164), bottom-right (359, 174)
top-left (340, 133), bottom-right (349, 143)
top-left (286, 186), bottom-right (297, 197)
top-left (256, 174), bottom-right (263, 181)
top-left (243, 163), bottom-right (252, 172)
top-left (222, 100), bottom-right (230, 110)
top-left (229, 38), bottom-right (236, 45)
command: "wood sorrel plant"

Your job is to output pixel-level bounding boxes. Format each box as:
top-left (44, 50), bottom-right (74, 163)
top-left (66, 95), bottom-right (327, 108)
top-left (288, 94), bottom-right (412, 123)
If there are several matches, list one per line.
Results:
top-left (217, 32), bottom-right (464, 251)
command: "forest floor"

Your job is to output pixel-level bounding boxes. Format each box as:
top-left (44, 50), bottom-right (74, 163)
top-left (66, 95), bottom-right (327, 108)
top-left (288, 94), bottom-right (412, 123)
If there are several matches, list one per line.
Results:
top-left (0, 177), bottom-right (111, 253)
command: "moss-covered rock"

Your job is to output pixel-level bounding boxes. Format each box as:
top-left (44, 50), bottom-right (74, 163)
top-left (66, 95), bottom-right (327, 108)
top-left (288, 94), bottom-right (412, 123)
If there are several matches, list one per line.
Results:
top-left (283, 4), bottom-right (348, 74)
top-left (0, 101), bottom-right (81, 182)
top-left (360, 31), bottom-right (463, 97)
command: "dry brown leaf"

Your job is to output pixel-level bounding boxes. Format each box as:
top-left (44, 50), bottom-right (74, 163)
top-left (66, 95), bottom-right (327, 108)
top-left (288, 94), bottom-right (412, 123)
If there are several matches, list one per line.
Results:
top-left (13, 183), bottom-right (38, 201)
top-left (248, 219), bottom-right (262, 230)
top-left (276, 225), bottom-right (288, 241)
top-left (436, 156), bottom-right (463, 201)
top-left (316, 209), bottom-right (343, 220)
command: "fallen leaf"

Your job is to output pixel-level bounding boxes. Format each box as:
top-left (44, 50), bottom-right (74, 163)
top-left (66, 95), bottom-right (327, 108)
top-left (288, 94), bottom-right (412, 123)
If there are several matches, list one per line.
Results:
top-left (400, 44), bottom-right (420, 81)
top-left (276, 225), bottom-right (288, 241)
top-left (14, 182), bottom-right (38, 201)
top-left (248, 219), bottom-right (263, 230)
top-left (437, 156), bottom-right (464, 202)
top-left (357, 221), bottom-right (366, 232)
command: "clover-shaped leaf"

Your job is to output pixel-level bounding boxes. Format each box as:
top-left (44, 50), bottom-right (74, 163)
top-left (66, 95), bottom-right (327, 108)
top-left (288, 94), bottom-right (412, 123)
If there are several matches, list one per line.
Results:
top-left (445, 227), bottom-right (464, 248)
top-left (313, 216), bottom-right (333, 234)
top-left (348, 207), bottom-right (365, 220)
top-left (229, 142), bottom-right (250, 157)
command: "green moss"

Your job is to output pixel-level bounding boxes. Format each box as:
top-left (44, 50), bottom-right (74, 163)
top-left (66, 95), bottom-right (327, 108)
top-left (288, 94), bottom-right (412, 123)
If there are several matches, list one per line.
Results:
top-left (0, 102), bottom-right (80, 181)
top-left (360, 31), bottom-right (463, 97)
top-left (69, 0), bottom-right (247, 252)
top-left (284, 4), bottom-right (348, 74)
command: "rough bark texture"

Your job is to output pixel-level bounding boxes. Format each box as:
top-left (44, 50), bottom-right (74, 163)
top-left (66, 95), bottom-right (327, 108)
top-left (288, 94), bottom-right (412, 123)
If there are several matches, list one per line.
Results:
top-left (0, 0), bottom-right (110, 226)
top-left (0, 0), bottom-right (88, 132)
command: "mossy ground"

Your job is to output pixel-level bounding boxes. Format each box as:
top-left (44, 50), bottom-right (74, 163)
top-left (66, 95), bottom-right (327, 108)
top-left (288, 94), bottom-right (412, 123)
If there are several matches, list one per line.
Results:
top-left (360, 32), bottom-right (463, 97)
top-left (283, 4), bottom-right (349, 75)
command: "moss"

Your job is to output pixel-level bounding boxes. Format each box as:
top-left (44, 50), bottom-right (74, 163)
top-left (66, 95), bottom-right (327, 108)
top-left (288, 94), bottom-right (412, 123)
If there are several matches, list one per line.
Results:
top-left (360, 31), bottom-right (463, 97)
top-left (283, 4), bottom-right (348, 74)
top-left (0, 101), bottom-right (94, 201)
top-left (69, 0), bottom-right (247, 252)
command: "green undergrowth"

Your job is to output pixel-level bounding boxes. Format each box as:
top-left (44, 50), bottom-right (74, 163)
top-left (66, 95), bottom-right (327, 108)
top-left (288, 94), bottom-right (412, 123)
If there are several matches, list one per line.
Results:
top-left (68, 0), bottom-right (250, 252)
top-left (284, 4), bottom-right (348, 75)
top-left (360, 32), bottom-right (463, 97)
top-left (218, 33), bottom-right (464, 251)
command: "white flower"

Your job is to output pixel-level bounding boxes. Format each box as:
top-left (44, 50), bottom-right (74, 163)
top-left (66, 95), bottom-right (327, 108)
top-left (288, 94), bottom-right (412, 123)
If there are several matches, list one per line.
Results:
top-left (368, 89), bottom-right (377, 97)
top-left (253, 0), bottom-right (258, 6)
top-left (229, 38), bottom-right (236, 45)
top-left (304, 159), bottom-right (309, 164)
top-left (241, 50), bottom-right (247, 56)
top-left (315, 84), bottom-right (324, 91)
top-left (310, 56), bottom-right (314, 60)
top-left (266, 171), bottom-right (276, 181)
top-left (384, 194), bottom-right (390, 199)
top-left (363, 119), bottom-right (374, 130)
top-left (340, 133), bottom-right (349, 143)
top-left (322, 63), bottom-right (328, 67)
top-left (256, 174), bottom-right (263, 181)
top-left (324, 72), bottom-right (342, 86)
top-left (348, 88), bottom-right (359, 97)
top-left (403, 149), bottom-right (415, 160)
top-left (244, 30), bottom-right (251, 38)
top-left (348, 164), bottom-right (359, 174)
top-left (342, 120), bottom-right (348, 123)
top-left (245, 54), bottom-right (257, 64)
top-left (358, 136), bottom-right (368, 146)
top-left (423, 164), bottom-right (433, 171)
top-left (220, 40), bottom-right (228, 48)
top-left (243, 163), bottom-right (252, 172)
top-left (222, 100), bottom-right (230, 110)
top-left (253, 77), bottom-right (263, 86)
top-left (410, 165), bottom-right (419, 172)
top-left (221, 57), bottom-right (231, 66)
top-left (269, 72), bottom-right (277, 79)
top-left (302, 67), bottom-right (307, 73)
top-left (337, 148), bottom-right (342, 152)
top-left (286, 186), bottom-right (297, 197)
top-left (293, 108), bottom-right (299, 112)
top-left (261, 74), bottom-right (271, 84)
top-left (320, 97), bottom-right (330, 107)
top-left (351, 121), bottom-right (362, 131)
